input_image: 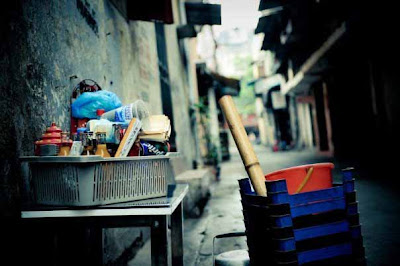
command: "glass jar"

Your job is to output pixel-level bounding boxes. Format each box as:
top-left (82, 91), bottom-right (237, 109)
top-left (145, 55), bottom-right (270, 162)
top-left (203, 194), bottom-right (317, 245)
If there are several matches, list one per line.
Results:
top-left (58, 132), bottom-right (71, 156)
top-left (81, 132), bottom-right (95, 156)
top-left (95, 132), bottom-right (111, 157)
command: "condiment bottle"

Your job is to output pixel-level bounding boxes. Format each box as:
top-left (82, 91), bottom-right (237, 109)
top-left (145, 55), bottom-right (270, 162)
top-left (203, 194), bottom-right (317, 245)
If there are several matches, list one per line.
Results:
top-left (81, 132), bottom-right (95, 155)
top-left (96, 109), bottom-right (105, 120)
top-left (113, 124), bottom-right (122, 144)
top-left (77, 127), bottom-right (87, 139)
top-left (69, 133), bottom-right (83, 156)
top-left (58, 132), bottom-right (71, 156)
top-left (95, 132), bottom-right (111, 157)
top-left (72, 133), bottom-right (78, 142)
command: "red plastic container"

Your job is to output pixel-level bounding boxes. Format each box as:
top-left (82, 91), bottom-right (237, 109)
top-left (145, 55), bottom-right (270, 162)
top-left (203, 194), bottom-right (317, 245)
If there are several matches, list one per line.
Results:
top-left (265, 163), bottom-right (334, 194)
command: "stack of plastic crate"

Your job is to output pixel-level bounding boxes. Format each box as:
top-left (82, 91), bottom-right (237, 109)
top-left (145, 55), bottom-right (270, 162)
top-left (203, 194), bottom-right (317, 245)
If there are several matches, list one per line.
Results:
top-left (239, 167), bottom-right (366, 265)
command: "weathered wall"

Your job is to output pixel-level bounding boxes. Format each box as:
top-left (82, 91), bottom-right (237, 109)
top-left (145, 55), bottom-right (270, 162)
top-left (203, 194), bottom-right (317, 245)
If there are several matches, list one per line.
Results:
top-left (165, 24), bottom-right (197, 169)
top-left (0, 0), bottom-right (162, 210)
top-left (0, 0), bottom-right (195, 263)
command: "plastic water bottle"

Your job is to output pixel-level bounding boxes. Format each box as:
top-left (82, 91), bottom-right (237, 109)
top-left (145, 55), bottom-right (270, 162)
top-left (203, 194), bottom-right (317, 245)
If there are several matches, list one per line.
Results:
top-left (100, 100), bottom-right (149, 122)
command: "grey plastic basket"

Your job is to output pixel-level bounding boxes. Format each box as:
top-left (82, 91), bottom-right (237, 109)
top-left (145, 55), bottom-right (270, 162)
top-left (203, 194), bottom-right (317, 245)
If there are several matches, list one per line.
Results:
top-left (20, 154), bottom-right (176, 206)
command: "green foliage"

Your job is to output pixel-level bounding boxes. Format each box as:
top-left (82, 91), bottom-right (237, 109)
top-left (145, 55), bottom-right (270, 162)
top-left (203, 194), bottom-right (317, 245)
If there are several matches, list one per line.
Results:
top-left (232, 55), bottom-right (256, 115)
top-left (192, 97), bottom-right (208, 116)
top-left (192, 97), bottom-right (219, 165)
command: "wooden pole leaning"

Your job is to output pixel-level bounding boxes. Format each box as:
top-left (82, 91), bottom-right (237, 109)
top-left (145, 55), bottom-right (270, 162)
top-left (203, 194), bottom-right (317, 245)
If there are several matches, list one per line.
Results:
top-left (218, 95), bottom-right (267, 196)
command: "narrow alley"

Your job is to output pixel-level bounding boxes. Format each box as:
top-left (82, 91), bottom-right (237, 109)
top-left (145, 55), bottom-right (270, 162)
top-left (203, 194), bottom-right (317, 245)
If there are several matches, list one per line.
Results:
top-left (2, 0), bottom-right (400, 265)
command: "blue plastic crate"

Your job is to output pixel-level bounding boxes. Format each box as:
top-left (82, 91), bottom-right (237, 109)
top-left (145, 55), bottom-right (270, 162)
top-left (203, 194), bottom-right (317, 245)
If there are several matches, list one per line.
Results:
top-left (239, 167), bottom-right (366, 265)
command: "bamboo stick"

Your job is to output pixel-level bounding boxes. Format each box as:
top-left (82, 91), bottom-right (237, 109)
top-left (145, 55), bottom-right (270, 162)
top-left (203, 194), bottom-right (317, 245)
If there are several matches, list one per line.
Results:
top-left (218, 95), bottom-right (267, 196)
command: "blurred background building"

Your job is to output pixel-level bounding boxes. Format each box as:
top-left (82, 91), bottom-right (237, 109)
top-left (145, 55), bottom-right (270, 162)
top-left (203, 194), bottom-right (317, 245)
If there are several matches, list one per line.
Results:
top-left (251, 0), bottom-right (400, 176)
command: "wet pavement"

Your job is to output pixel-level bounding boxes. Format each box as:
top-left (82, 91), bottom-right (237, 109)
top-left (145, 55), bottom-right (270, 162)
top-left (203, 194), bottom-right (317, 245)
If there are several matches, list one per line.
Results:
top-left (183, 145), bottom-right (400, 266)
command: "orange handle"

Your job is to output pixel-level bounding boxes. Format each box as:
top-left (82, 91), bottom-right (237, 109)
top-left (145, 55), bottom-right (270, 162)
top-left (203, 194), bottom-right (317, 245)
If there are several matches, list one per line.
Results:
top-left (295, 167), bottom-right (314, 193)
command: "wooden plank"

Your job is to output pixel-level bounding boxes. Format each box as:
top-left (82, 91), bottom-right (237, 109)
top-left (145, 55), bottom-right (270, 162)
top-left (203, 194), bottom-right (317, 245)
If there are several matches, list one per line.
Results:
top-left (281, 23), bottom-right (346, 95)
top-left (114, 118), bottom-right (142, 157)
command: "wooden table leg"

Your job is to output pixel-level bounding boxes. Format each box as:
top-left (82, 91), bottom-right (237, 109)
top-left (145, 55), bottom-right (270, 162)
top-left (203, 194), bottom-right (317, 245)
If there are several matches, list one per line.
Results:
top-left (171, 203), bottom-right (184, 266)
top-left (151, 216), bottom-right (169, 266)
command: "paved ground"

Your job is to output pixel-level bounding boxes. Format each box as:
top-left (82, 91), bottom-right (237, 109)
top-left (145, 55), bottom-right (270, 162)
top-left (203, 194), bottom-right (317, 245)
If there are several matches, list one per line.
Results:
top-left (183, 145), bottom-right (400, 266)
top-left (130, 145), bottom-right (400, 265)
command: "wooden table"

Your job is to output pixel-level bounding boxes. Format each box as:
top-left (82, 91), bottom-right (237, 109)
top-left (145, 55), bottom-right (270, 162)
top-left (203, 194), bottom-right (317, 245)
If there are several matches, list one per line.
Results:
top-left (21, 184), bottom-right (188, 266)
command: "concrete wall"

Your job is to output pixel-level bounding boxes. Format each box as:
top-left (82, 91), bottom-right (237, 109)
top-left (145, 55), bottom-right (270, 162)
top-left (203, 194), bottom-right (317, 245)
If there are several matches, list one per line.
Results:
top-left (165, 24), bottom-right (197, 170)
top-left (0, 0), bottom-right (162, 207)
top-left (1, 0), bottom-right (196, 263)
top-left (296, 102), bottom-right (314, 149)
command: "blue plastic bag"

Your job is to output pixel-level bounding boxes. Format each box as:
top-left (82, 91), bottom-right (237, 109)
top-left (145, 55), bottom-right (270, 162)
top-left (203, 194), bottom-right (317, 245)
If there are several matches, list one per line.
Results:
top-left (71, 90), bottom-right (122, 119)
